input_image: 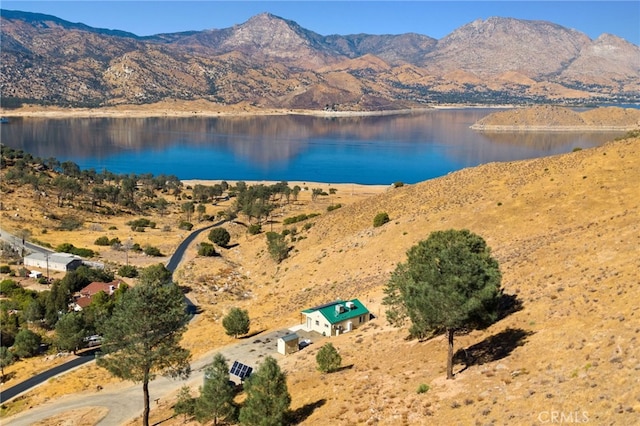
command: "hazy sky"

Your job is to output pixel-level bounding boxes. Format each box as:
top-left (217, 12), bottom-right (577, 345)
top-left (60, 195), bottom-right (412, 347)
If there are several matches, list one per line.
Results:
top-left (3, 1), bottom-right (639, 45)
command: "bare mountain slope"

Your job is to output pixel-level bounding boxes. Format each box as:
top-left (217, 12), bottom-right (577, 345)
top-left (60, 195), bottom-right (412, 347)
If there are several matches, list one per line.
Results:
top-left (1, 10), bottom-right (639, 109)
top-left (422, 17), bottom-right (591, 77)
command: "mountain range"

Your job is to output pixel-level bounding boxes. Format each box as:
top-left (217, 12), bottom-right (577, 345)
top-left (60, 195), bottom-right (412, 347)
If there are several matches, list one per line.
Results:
top-left (1, 10), bottom-right (639, 110)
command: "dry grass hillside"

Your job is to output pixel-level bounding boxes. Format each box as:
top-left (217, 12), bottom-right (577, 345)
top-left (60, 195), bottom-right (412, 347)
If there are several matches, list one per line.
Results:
top-left (1, 130), bottom-right (640, 425)
top-left (472, 105), bottom-right (640, 131)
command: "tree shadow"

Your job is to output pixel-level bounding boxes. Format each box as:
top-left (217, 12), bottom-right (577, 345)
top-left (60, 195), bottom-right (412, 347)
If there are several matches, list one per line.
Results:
top-left (152, 414), bottom-right (177, 426)
top-left (1, 371), bottom-right (16, 383)
top-left (453, 327), bottom-right (533, 374)
top-left (287, 398), bottom-right (326, 424)
top-left (334, 364), bottom-right (354, 373)
top-left (241, 329), bottom-right (267, 339)
top-left (497, 292), bottom-right (524, 321)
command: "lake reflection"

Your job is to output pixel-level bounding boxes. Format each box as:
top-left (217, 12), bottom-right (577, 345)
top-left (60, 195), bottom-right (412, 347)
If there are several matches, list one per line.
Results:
top-left (0, 110), bottom-right (623, 184)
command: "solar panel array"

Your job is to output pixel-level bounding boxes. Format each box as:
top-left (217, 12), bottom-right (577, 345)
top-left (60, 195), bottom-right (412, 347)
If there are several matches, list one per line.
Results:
top-left (230, 361), bottom-right (253, 380)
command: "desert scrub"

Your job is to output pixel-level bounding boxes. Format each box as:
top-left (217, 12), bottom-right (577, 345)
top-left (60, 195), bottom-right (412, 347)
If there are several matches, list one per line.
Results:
top-left (373, 212), bottom-right (390, 227)
top-left (417, 383), bottom-right (430, 394)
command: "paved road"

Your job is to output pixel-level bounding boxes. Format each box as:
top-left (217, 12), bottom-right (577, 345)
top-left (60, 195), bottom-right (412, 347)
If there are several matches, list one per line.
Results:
top-left (165, 221), bottom-right (222, 272)
top-left (0, 226), bottom-right (54, 255)
top-left (0, 349), bottom-right (100, 402)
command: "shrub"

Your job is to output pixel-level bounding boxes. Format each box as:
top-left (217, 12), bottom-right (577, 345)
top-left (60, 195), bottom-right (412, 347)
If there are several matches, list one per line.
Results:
top-left (248, 224), bottom-right (262, 235)
top-left (373, 212), bottom-right (390, 227)
top-left (95, 236), bottom-right (110, 246)
top-left (393, 181), bottom-right (405, 188)
top-left (417, 383), bottom-right (430, 394)
top-left (143, 246), bottom-right (162, 257)
top-left (0, 279), bottom-right (20, 295)
top-left (327, 204), bottom-right (342, 212)
top-left (127, 218), bottom-right (152, 229)
top-left (178, 221), bottom-right (193, 231)
top-left (266, 231), bottom-right (288, 263)
top-left (59, 215), bottom-right (83, 230)
top-left (316, 343), bottom-right (342, 373)
top-left (208, 228), bottom-right (231, 247)
top-left (198, 242), bottom-right (217, 257)
top-left (118, 264), bottom-right (139, 278)
top-left (0, 265), bottom-right (11, 274)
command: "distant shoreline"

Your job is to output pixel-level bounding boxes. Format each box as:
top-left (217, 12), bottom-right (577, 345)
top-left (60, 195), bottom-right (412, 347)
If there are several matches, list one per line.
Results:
top-left (0, 103), bottom-right (512, 119)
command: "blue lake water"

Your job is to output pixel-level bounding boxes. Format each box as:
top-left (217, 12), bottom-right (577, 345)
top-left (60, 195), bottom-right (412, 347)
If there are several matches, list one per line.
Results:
top-left (0, 109), bottom-right (626, 184)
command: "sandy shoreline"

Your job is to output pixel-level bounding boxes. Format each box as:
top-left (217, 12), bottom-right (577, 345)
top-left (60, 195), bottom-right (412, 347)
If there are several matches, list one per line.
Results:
top-left (0, 102), bottom-right (515, 119)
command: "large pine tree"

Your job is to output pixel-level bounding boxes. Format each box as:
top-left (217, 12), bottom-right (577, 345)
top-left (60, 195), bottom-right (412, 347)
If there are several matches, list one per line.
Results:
top-left (97, 264), bottom-right (191, 426)
top-left (383, 229), bottom-right (502, 379)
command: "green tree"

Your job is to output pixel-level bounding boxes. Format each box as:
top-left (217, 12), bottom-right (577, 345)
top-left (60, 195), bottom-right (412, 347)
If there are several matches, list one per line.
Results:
top-left (0, 346), bottom-right (15, 378)
top-left (0, 310), bottom-right (19, 347)
top-left (266, 231), bottom-right (288, 263)
top-left (239, 356), bottom-right (291, 426)
top-left (55, 312), bottom-right (86, 354)
top-left (383, 229), bottom-right (502, 379)
top-left (118, 264), bottom-right (138, 278)
top-left (222, 307), bottom-right (250, 339)
top-left (139, 263), bottom-right (173, 286)
top-left (182, 201), bottom-right (195, 222)
top-left (196, 203), bottom-right (207, 221)
top-left (208, 227), bottom-right (231, 247)
top-left (316, 342), bottom-right (342, 373)
top-left (12, 328), bottom-right (42, 358)
top-left (174, 385), bottom-right (196, 422)
top-left (97, 266), bottom-right (191, 426)
top-left (196, 353), bottom-right (235, 425)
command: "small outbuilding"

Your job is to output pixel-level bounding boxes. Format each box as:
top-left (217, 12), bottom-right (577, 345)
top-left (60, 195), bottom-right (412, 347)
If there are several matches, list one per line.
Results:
top-left (277, 333), bottom-right (300, 355)
top-left (301, 299), bottom-right (370, 337)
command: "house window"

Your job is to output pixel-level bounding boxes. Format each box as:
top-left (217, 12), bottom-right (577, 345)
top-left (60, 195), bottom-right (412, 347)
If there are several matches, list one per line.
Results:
top-left (315, 320), bottom-right (319, 326)
top-left (325, 323), bottom-right (329, 328)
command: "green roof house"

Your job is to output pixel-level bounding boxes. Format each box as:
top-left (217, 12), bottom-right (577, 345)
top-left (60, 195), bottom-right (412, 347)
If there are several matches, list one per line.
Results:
top-left (301, 299), bottom-right (370, 337)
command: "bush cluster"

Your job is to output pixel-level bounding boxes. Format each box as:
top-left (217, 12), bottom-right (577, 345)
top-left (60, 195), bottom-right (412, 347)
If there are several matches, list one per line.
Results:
top-left (283, 213), bottom-right (320, 225)
top-left (127, 218), bottom-right (156, 231)
top-left (94, 236), bottom-right (121, 246)
top-left (56, 242), bottom-right (95, 258)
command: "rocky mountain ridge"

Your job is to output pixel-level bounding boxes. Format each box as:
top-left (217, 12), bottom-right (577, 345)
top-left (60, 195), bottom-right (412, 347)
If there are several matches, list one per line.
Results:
top-left (1, 10), bottom-right (639, 110)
